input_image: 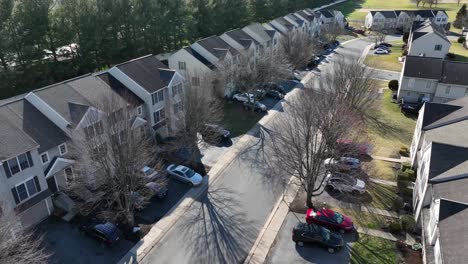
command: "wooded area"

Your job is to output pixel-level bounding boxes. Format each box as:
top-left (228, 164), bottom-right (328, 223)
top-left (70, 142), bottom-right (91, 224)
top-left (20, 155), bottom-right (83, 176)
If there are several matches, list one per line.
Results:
top-left (0, 0), bottom-right (331, 99)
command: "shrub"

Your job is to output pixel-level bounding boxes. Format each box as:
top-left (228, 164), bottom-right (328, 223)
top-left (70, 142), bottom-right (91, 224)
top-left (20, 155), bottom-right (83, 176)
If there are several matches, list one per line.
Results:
top-left (401, 215), bottom-right (416, 233)
top-left (388, 80), bottom-right (399, 91)
top-left (400, 187), bottom-right (413, 200)
top-left (402, 50), bottom-right (408, 56)
top-left (447, 52), bottom-right (456, 59)
top-left (401, 162), bottom-right (411, 171)
top-left (397, 170), bottom-right (410, 181)
top-left (399, 147), bottom-right (410, 157)
top-left (389, 221), bottom-right (402, 234)
top-left (392, 197), bottom-right (404, 211)
top-left (405, 169), bottom-right (416, 181)
top-left (398, 179), bottom-right (410, 192)
top-left (403, 32), bottom-right (410, 43)
top-left (458, 36), bottom-right (466, 44)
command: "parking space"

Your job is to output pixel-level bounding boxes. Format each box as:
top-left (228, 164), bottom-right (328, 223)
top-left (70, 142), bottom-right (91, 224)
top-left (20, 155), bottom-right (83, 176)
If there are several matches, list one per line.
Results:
top-left (136, 178), bottom-right (192, 224)
top-left (266, 212), bottom-right (358, 264)
top-left (37, 218), bottom-right (136, 264)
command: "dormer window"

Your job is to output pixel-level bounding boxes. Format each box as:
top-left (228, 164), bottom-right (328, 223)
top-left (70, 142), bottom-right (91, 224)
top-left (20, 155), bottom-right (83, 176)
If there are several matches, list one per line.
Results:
top-left (152, 89), bottom-right (165, 105)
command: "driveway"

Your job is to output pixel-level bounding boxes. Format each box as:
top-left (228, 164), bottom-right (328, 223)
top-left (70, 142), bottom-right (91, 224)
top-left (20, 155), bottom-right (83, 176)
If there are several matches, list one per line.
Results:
top-left (37, 218), bottom-right (135, 264)
top-left (266, 212), bottom-right (358, 264)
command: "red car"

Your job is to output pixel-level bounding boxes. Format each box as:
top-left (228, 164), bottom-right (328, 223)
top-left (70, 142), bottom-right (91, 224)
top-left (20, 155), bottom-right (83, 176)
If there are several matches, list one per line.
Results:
top-left (336, 139), bottom-right (371, 158)
top-left (306, 208), bottom-right (354, 233)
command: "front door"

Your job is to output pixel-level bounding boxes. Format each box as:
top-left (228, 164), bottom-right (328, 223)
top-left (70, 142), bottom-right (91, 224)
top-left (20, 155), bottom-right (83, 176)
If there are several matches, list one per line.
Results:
top-left (47, 176), bottom-right (58, 194)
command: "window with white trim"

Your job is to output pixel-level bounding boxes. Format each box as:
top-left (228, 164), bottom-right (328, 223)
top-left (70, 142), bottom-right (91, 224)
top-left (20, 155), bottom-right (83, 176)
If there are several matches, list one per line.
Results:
top-left (84, 121), bottom-right (104, 140)
top-left (151, 89), bottom-right (165, 105)
top-left (172, 83), bottom-right (183, 96)
top-left (12, 176), bottom-right (41, 203)
top-left (178, 61), bottom-right (186, 70)
top-left (445, 86), bottom-right (451, 95)
top-left (137, 106), bottom-right (143, 115)
top-left (173, 101), bottom-right (184, 114)
top-left (59, 143), bottom-right (68, 155)
top-left (191, 77), bottom-right (200, 87)
top-left (40, 152), bottom-right (49, 164)
top-left (5, 152), bottom-right (33, 176)
top-left (153, 108), bottom-right (166, 124)
top-left (64, 167), bottom-right (74, 183)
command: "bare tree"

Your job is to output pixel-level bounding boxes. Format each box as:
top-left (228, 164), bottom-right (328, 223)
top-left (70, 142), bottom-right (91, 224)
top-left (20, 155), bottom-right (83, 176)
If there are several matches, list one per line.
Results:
top-left (170, 73), bottom-right (224, 161)
top-left (0, 211), bottom-right (49, 264)
top-left (265, 89), bottom-right (365, 208)
top-left (368, 29), bottom-right (387, 45)
top-left (320, 22), bottom-right (344, 43)
top-left (70, 91), bottom-right (162, 228)
top-left (279, 30), bottom-right (321, 70)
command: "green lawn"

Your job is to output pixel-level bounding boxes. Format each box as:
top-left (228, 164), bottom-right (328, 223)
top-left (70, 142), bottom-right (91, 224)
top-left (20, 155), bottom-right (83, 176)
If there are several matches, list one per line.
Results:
top-left (363, 160), bottom-right (397, 181)
top-left (449, 41), bottom-right (468, 62)
top-left (222, 102), bottom-right (264, 137)
top-left (367, 182), bottom-right (398, 210)
top-left (368, 87), bottom-right (416, 157)
top-left (330, 206), bottom-right (394, 230)
top-left (350, 235), bottom-right (399, 264)
top-left (364, 40), bottom-right (405, 72)
top-left (334, 0), bottom-right (463, 24)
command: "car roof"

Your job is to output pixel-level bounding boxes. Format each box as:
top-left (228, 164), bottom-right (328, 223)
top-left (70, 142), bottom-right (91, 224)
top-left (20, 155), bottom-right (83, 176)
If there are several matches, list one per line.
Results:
top-left (142, 166), bottom-right (152, 173)
top-left (176, 165), bottom-right (189, 172)
top-left (319, 208), bottom-right (335, 218)
top-left (95, 222), bottom-right (117, 235)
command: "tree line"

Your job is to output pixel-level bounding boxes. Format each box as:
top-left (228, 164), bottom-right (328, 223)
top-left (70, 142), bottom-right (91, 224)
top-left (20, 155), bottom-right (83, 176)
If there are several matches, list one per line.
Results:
top-left (0, 0), bottom-right (331, 99)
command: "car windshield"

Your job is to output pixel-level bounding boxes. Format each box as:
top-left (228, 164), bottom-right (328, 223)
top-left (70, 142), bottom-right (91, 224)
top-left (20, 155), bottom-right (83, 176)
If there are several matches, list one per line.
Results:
top-left (186, 169), bottom-right (196, 177)
top-left (319, 226), bottom-right (331, 241)
top-left (332, 212), bottom-right (344, 224)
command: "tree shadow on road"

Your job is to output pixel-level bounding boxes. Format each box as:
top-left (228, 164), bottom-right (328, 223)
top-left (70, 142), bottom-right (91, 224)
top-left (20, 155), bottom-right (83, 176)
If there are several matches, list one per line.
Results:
top-left (180, 186), bottom-right (257, 264)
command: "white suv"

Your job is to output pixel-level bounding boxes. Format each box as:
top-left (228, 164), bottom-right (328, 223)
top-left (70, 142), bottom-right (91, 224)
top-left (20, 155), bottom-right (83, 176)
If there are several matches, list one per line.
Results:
top-left (233, 93), bottom-right (255, 102)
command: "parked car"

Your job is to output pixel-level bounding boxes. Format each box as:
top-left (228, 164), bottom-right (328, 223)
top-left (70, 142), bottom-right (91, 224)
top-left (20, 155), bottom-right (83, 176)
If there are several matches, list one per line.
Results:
top-left (243, 101), bottom-right (267, 112)
top-left (306, 208), bottom-right (354, 233)
top-left (325, 173), bottom-right (366, 194)
top-left (374, 49), bottom-right (389, 54)
top-left (79, 221), bottom-right (121, 246)
top-left (376, 46), bottom-right (390, 52)
top-left (233, 93), bottom-right (255, 102)
top-left (324, 157), bottom-right (361, 171)
top-left (140, 166), bottom-right (161, 182)
top-left (166, 164), bottom-right (203, 186)
top-left (255, 89), bottom-right (267, 99)
top-left (265, 89), bottom-right (284, 99)
top-left (336, 139), bottom-right (371, 158)
top-left (259, 82), bottom-right (286, 94)
top-left (202, 124), bottom-right (230, 142)
top-left (379, 42), bottom-right (393, 47)
top-left (332, 40), bottom-right (340, 46)
top-left (292, 222), bottom-right (344, 253)
top-left (145, 181), bottom-right (168, 199)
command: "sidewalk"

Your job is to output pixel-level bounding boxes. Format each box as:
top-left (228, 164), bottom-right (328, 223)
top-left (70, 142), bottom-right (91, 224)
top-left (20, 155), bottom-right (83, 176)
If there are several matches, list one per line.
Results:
top-left (369, 177), bottom-right (397, 187)
top-left (372, 155), bottom-right (410, 163)
top-left (356, 226), bottom-right (398, 241)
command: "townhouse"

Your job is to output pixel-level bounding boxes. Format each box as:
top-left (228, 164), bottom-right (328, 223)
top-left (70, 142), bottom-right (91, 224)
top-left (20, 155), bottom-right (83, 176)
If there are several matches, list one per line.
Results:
top-left (243, 22), bottom-right (279, 52)
top-left (0, 55), bottom-right (184, 228)
top-left (397, 56), bottom-right (468, 103)
top-left (410, 97), bottom-right (468, 263)
top-left (365, 9), bottom-right (448, 31)
top-left (314, 9), bottom-right (345, 29)
top-left (407, 20), bottom-right (451, 58)
top-left (295, 10), bottom-right (320, 37)
top-left (220, 29), bottom-right (261, 65)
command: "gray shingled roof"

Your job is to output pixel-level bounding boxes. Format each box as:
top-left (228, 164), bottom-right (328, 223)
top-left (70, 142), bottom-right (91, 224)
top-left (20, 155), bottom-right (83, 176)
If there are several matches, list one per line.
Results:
top-left (243, 23), bottom-right (272, 43)
top-left (411, 20), bottom-right (449, 43)
top-left (183, 47), bottom-right (215, 69)
top-left (3, 100), bottom-right (68, 153)
top-left (433, 178), bottom-right (468, 204)
top-left (274, 17), bottom-right (295, 29)
top-left (428, 143), bottom-right (468, 181)
top-left (0, 105), bottom-right (38, 160)
top-left (33, 82), bottom-right (93, 127)
top-left (317, 10), bottom-right (335, 18)
top-left (116, 55), bottom-right (169, 93)
top-left (194, 36), bottom-right (240, 60)
top-left (424, 97), bottom-right (468, 129)
top-left (414, 9), bottom-right (435, 18)
top-left (264, 29), bottom-right (276, 38)
top-left (422, 102), bottom-right (461, 128)
top-left (437, 199), bottom-right (468, 264)
top-left (403, 56), bottom-right (468, 86)
top-left (285, 13), bottom-right (304, 27)
top-left (225, 29), bottom-right (260, 49)
top-left (296, 10), bottom-right (314, 22)
top-left (97, 72), bottom-right (144, 107)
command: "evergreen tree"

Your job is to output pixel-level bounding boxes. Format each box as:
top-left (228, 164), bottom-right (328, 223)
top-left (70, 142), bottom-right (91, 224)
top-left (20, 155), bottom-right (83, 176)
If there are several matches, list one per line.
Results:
top-left (250, 0), bottom-right (269, 22)
top-left (454, 4), bottom-right (467, 28)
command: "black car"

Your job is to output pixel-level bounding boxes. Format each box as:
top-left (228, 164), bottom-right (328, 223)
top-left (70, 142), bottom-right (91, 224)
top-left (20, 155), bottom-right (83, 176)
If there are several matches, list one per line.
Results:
top-left (379, 42), bottom-right (393, 47)
top-left (261, 82), bottom-right (286, 95)
top-left (202, 124), bottom-right (230, 141)
top-left (79, 221), bottom-right (121, 246)
top-left (292, 222), bottom-right (344, 253)
top-left (265, 89), bottom-right (284, 99)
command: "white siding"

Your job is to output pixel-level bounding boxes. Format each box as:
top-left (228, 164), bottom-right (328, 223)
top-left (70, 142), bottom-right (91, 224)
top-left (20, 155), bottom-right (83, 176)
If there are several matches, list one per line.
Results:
top-left (409, 33), bottom-right (450, 59)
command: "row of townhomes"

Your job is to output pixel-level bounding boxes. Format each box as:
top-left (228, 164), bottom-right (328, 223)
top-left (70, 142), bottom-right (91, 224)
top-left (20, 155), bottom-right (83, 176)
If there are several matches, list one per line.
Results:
top-left (0, 56), bottom-right (184, 228)
top-left (365, 9), bottom-right (449, 32)
top-left (0, 7), bottom-right (344, 229)
top-left (410, 96), bottom-right (468, 264)
top-left (397, 20), bottom-right (468, 104)
top-left (169, 8), bottom-right (344, 96)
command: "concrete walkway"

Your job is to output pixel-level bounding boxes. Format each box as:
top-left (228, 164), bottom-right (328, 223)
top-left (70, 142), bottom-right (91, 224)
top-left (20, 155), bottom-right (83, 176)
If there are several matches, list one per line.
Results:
top-left (369, 177), bottom-right (397, 187)
top-left (372, 155), bottom-right (410, 163)
top-left (362, 206), bottom-right (399, 218)
top-left (356, 227), bottom-right (398, 241)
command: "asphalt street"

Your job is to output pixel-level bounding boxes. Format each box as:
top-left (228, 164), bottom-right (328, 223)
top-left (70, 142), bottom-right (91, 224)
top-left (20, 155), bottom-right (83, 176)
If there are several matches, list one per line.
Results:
top-left (142, 37), bottom-right (401, 264)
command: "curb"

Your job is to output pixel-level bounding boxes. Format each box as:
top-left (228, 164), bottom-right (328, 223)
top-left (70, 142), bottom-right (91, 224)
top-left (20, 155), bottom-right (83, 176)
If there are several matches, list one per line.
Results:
top-left (243, 177), bottom-right (300, 264)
